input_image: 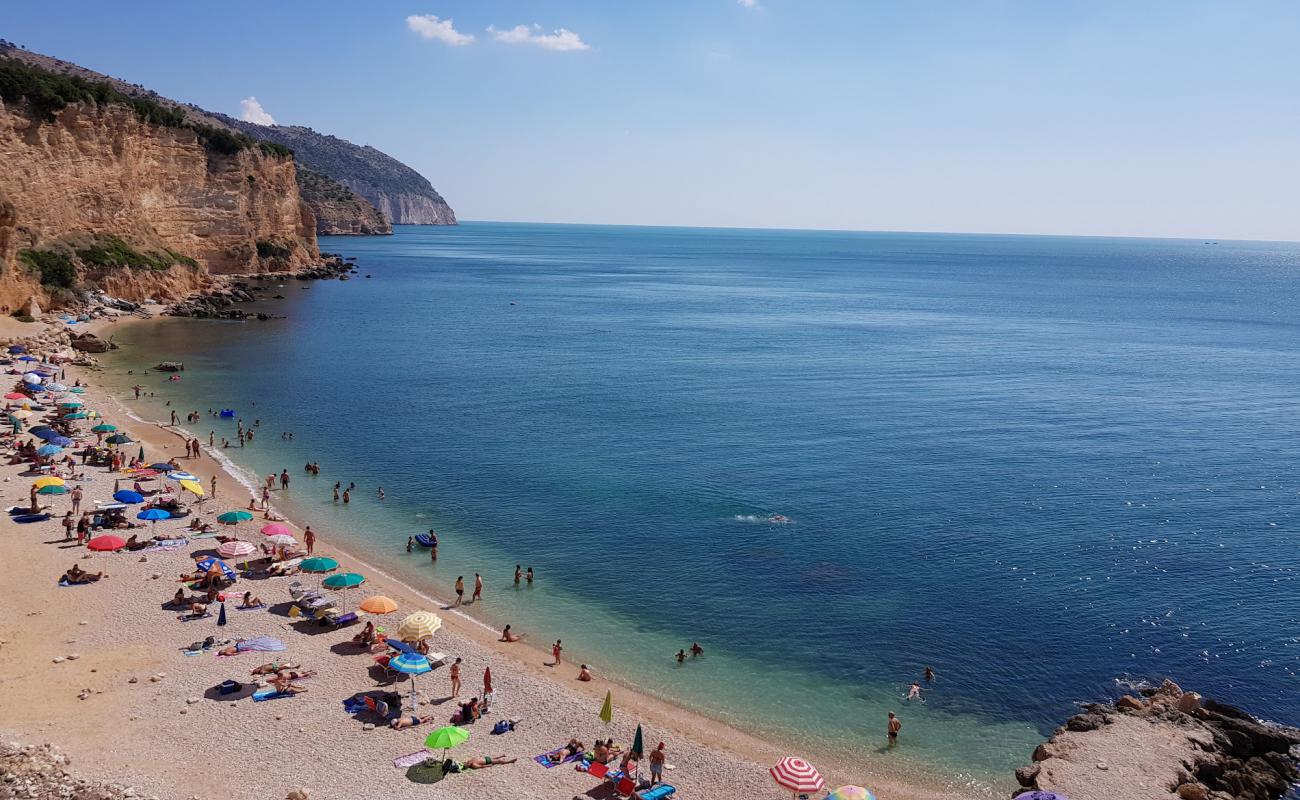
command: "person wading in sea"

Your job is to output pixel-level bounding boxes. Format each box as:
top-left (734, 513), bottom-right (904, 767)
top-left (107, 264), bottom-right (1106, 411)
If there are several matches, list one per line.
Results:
top-left (454, 576), bottom-right (464, 607)
top-left (887, 712), bottom-right (901, 746)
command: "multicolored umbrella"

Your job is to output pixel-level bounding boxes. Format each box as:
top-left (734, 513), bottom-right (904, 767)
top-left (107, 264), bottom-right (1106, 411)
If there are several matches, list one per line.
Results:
top-left (770, 757), bottom-right (825, 797)
top-left (359, 595), bottom-right (398, 614)
top-left (217, 540), bottom-right (257, 559)
top-left (829, 787), bottom-right (878, 800)
top-left (423, 725), bottom-right (470, 759)
top-left (166, 471), bottom-right (197, 481)
top-left (195, 557), bottom-right (238, 581)
top-left (299, 556), bottom-right (339, 573)
top-left (37, 484), bottom-right (68, 495)
top-left (87, 535), bottom-right (127, 552)
top-left (323, 572), bottom-right (365, 589)
top-left (391, 651), bottom-right (433, 703)
top-left (216, 510), bottom-right (254, 525)
top-left (32, 476), bottom-right (64, 489)
top-left (397, 611), bottom-right (442, 641)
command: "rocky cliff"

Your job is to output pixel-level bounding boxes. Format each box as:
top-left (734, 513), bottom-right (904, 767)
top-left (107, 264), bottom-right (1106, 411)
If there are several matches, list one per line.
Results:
top-left (1015, 681), bottom-right (1300, 800)
top-left (0, 58), bottom-right (319, 309)
top-left (297, 167), bottom-right (391, 235)
top-left (214, 115), bottom-right (458, 226)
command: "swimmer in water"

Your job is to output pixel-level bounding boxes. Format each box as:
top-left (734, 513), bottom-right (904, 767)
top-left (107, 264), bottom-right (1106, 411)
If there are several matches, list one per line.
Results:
top-left (907, 681), bottom-right (924, 702)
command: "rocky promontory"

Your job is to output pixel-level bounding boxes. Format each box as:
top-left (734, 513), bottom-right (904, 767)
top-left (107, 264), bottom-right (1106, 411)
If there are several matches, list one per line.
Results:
top-left (164, 255), bottom-right (353, 319)
top-left (1015, 681), bottom-right (1300, 800)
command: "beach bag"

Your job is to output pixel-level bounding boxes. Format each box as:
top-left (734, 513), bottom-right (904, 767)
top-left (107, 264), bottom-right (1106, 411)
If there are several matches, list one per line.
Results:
top-left (491, 720), bottom-right (512, 735)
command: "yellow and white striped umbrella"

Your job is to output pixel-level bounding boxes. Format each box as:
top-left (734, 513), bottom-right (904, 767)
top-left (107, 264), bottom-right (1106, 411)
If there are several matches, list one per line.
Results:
top-left (397, 611), bottom-right (443, 641)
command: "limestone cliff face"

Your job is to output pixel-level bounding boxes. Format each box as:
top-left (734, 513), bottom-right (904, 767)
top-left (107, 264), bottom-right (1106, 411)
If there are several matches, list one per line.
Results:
top-left (0, 99), bottom-right (318, 307)
top-left (297, 167), bottom-right (392, 235)
top-left (358, 186), bottom-right (457, 226)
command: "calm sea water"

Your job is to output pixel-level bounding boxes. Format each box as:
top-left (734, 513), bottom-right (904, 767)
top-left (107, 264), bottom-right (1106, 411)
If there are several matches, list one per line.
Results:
top-left (104, 223), bottom-right (1300, 792)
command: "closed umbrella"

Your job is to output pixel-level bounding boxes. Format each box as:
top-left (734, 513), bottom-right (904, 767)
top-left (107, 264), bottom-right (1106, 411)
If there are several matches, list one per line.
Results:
top-left (599, 690), bottom-right (613, 724)
top-left (631, 724), bottom-right (644, 757)
top-left (423, 725), bottom-right (470, 760)
top-left (216, 510), bottom-right (254, 525)
top-left (483, 666), bottom-right (492, 697)
top-left (87, 535), bottom-right (126, 552)
top-left (770, 757), bottom-right (825, 798)
top-left (113, 490), bottom-right (144, 504)
top-left (359, 596), bottom-right (398, 614)
top-left (300, 556), bottom-right (339, 573)
top-left (397, 611), bottom-right (442, 641)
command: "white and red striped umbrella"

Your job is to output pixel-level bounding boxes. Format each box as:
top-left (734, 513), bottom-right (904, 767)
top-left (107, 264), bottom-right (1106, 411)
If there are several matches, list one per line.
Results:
top-left (217, 539), bottom-right (257, 559)
top-left (770, 756), bottom-right (825, 795)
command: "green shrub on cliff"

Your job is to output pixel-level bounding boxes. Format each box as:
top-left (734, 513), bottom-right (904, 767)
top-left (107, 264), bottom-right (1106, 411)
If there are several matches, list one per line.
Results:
top-left (75, 235), bottom-right (194, 271)
top-left (256, 239), bottom-right (293, 261)
top-left (18, 249), bottom-right (76, 288)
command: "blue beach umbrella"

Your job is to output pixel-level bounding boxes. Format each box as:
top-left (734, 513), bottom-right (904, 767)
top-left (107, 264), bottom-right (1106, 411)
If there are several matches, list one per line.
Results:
top-left (137, 508), bottom-right (171, 522)
top-left (32, 429), bottom-right (59, 441)
top-left (28, 425), bottom-right (53, 435)
top-left (113, 490), bottom-right (144, 504)
top-left (8, 345), bottom-right (25, 355)
top-left (49, 436), bottom-right (73, 447)
top-left (166, 471), bottom-right (197, 481)
top-left (390, 651), bottom-right (433, 703)
top-left (24, 383), bottom-right (44, 393)
top-left (36, 444), bottom-right (63, 457)
top-left (195, 557), bottom-right (238, 581)
top-left (17, 355), bottom-right (36, 362)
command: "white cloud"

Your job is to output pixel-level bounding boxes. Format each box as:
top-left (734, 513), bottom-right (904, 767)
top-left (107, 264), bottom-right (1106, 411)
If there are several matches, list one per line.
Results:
top-left (239, 96), bottom-right (275, 126)
top-left (737, 0), bottom-right (758, 7)
top-left (406, 14), bottom-right (475, 46)
top-left (487, 24), bottom-right (590, 52)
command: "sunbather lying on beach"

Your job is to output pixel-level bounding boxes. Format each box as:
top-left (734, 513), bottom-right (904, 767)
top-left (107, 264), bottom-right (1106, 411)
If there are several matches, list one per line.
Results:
top-left (352, 620), bottom-right (376, 647)
top-left (269, 670), bottom-right (313, 694)
top-left (545, 739), bottom-right (584, 764)
top-left (389, 714), bottom-right (429, 729)
top-left (592, 739), bottom-right (622, 764)
top-left (461, 755), bottom-right (516, 769)
top-left (62, 565), bottom-right (105, 584)
top-left (185, 603), bottom-right (208, 618)
top-left (238, 591), bottom-right (263, 608)
top-left (250, 660), bottom-right (299, 675)
top-left (168, 588), bottom-right (187, 607)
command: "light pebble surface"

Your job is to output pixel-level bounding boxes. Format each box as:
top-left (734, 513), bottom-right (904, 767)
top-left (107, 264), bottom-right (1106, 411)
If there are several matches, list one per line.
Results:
top-left (0, 319), bottom-right (976, 800)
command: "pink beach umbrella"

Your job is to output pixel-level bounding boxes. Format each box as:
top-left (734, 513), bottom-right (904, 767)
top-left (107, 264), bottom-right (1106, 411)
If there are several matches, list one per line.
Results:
top-left (770, 757), bottom-right (825, 798)
top-left (260, 523), bottom-right (293, 537)
top-left (217, 540), bottom-right (257, 559)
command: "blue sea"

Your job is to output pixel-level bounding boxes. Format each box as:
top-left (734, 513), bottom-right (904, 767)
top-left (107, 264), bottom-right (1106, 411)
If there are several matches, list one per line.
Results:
top-left (103, 223), bottom-right (1300, 793)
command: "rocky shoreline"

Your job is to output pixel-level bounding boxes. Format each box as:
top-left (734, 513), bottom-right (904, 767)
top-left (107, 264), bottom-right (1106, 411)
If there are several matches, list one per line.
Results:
top-left (1015, 680), bottom-right (1300, 800)
top-left (163, 254), bottom-right (355, 319)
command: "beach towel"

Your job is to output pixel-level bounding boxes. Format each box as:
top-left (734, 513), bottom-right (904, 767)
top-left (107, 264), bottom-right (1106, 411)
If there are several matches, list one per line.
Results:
top-left (234, 604), bottom-right (266, 612)
top-left (239, 636), bottom-right (286, 652)
top-left (176, 613), bottom-right (212, 622)
top-left (143, 540), bottom-right (188, 553)
top-left (393, 750), bottom-right (436, 769)
top-left (57, 578), bottom-right (88, 587)
top-left (252, 687), bottom-right (296, 702)
top-left (535, 749), bottom-right (584, 768)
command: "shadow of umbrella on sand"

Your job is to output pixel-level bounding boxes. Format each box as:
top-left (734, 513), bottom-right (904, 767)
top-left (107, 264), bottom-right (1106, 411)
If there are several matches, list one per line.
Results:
top-left (404, 761), bottom-right (445, 785)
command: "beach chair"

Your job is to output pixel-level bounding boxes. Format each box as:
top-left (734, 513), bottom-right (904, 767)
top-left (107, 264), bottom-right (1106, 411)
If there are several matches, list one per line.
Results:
top-left (615, 777), bottom-right (637, 796)
top-left (635, 785), bottom-right (676, 800)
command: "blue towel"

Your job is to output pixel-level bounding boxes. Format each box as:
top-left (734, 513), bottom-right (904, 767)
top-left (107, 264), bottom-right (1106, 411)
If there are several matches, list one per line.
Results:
top-left (253, 688), bottom-right (295, 702)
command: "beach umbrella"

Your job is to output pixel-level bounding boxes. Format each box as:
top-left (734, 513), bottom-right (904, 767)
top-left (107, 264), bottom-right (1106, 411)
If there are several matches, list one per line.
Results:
top-left (31, 428), bottom-right (59, 441)
top-left (483, 666), bottom-right (492, 696)
top-left (195, 557), bottom-right (238, 581)
top-left (599, 690), bottom-right (613, 724)
top-left (49, 436), bottom-right (73, 448)
top-left (260, 523), bottom-right (293, 537)
top-left (45, 383), bottom-right (67, 392)
top-left (113, 490), bottom-right (144, 504)
top-left (147, 462), bottom-right (174, 471)
top-left (828, 788), bottom-right (877, 800)
top-left (137, 508), bottom-right (171, 522)
top-left (423, 725), bottom-right (470, 760)
top-left (631, 724), bottom-right (644, 757)
top-left (238, 636), bottom-right (285, 652)
top-left (217, 540), bottom-right (257, 559)
top-left (87, 535), bottom-right (126, 552)
top-left (166, 470), bottom-right (197, 481)
top-left (359, 595), bottom-right (398, 614)
top-left (264, 533), bottom-right (296, 549)
top-left (323, 572), bottom-right (365, 589)
top-left (9, 409), bottom-right (31, 419)
top-left (299, 556), bottom-right (339, 573)
top-left (216, 510), bottom-right (254, 525)
top-left (217, 602), bottom-right (227, 627)
top-left (3, 392), bottom-right (29, 400)
top-left (35, 444), bottom-right (63, 457)
top-left (69, 387), bottom-right (85, 394)
top-left (32, 476), bottom-right (64, 489)
top-left (17, 355), bottom-right (37, 362)
top-left (138, 446), bottom-right (144, 461)
top-left (105, 433), bottom-right (132, 444)
top-left (178, 479), bottom-right (204, 497)
top-left (22, 372), bottom-right (41, 384)
top-left (58, 401), bottom-right (82, 409)
top-left (63, 412), bottom-right (88, 420)
top-left (1012, 794), bottom-right (1069, 800)
top-left (90, 424), bottom-right (116, 432)
top-left (397, 611), bottom-right (442, 641)
top-left (390, 651), bottom-right (432, 704)
top-left (770, 757), bottom-right (825, 797)
top-left (36, 484), bottom-right (68, 495)
top-left (8, 345), bottom-right (25, 354)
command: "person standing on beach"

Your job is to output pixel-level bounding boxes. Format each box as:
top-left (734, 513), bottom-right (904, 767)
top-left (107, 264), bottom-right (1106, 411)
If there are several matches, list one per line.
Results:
top-left (208, 431), bottom-right (214, 447)
top-left (887, 712), bottom-right (901, 746)
top-left (450, 657), bottom-right (462, 697)
top-left (76, 514), bottom-right (89, 545)
top-left (472, 573), bottom-right (483, 602)
top-left (61, 511), bottom-right (74, 540)
top-left (649, 743), bottom-right (667, 786)
top-left (261, 485), bottom-right (270, 509)
top-left (552, 640), bottom-right (562, 665)
top-left (70, 485), bottom-right (82, 516)
top-left (170, 410), bottom-right (178, 426)
top-left (454, 576), bottom-right (464, 607)
top-left (304, 526), bottom-right (316, 555)
top-left (280, 470), bottom-right (290, 490)
top-left (210, 476), bottom-right (217, 498)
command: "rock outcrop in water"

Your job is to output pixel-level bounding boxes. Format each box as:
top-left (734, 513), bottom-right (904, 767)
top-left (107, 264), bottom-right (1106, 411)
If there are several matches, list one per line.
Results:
top-left (1015, 680), bottom-right (1300, 800)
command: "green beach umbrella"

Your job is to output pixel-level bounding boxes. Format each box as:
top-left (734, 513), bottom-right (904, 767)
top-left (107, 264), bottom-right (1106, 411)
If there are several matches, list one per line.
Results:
top-left (105, 433), bottom-right (132, 445)
top-left (300, 556), bottom-right (339, 573)
top-left (36, 484), bottom-right (68, 495)
top-left (322, 572), bottom-right (365, 589)
top-left (138, 445), bottom-right (144, 461)
top-left (64, 412), bottom-right (88, 420)
top-left (216, 510), bottom-right (254, 525)
top-left (631, 724), bottom-right (644, 757)
top-left (599, 690), bottom-right (613, 724)
top-left (423, 725), bottom-right (469, 759)
top-left (69, 387), bottom-right (85, 393)
top-left (91, 424), bottom-right (117, 433)
top-left (58, 400), bottom-right (83, 408)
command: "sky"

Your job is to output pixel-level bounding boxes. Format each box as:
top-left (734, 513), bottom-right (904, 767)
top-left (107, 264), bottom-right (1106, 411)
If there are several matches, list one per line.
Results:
top-left (4, 1), bottom-right (1300, 240)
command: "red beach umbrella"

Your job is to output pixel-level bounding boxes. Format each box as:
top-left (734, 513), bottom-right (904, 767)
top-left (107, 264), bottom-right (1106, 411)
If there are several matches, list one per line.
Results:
top-left (483, 666), bottom-right (493, 696)
top-left (770, 756), bottom-right (825, 797)
top-left (86, 535), bottom-right (127, 552)
top-left (261, 523), bottom-right (293, 537)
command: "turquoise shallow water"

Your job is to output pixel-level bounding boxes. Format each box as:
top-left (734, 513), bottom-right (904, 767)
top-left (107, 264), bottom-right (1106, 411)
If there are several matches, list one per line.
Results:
top-left (102, 223), bottom-right (1300, 792)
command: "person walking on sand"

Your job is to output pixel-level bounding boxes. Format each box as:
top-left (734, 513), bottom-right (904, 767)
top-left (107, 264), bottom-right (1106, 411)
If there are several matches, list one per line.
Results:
top-left (472, 573), bottom-right (483, 602)
top-left (70, 485), bottom-right (82, 516)
top-left (552, 640), bottom-right (562, 666)
top-left (450, 657), bottom-right (462, 697)
top-left (454, 576), bottom-right (465, 607)
top-left (888, 711), bottom-right (901, 746)
top-left (304, 526), bottom-right (315, 555)
top-left (210, 476), bottom-right (217, 498)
